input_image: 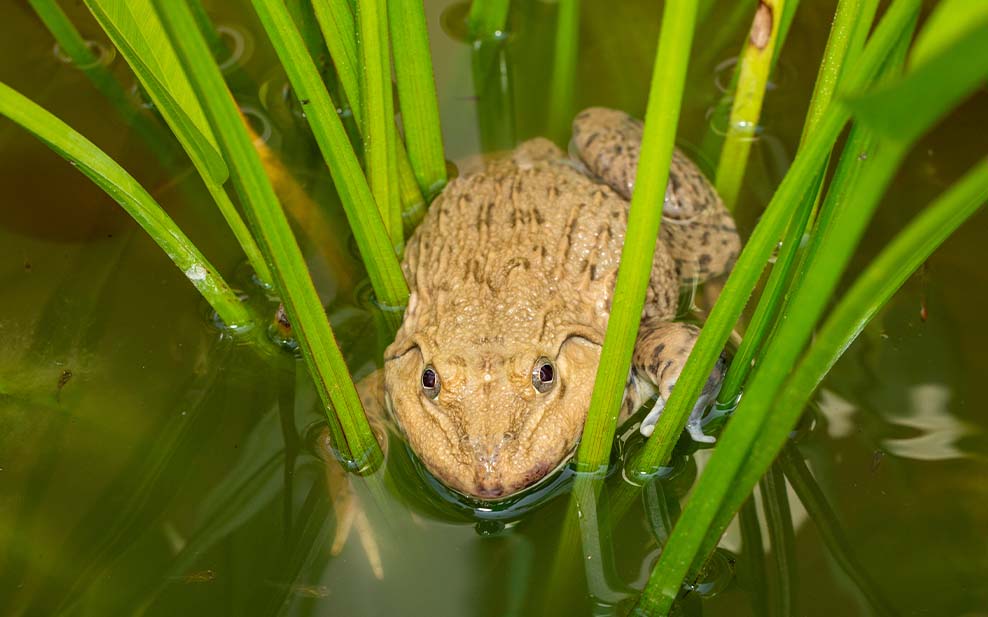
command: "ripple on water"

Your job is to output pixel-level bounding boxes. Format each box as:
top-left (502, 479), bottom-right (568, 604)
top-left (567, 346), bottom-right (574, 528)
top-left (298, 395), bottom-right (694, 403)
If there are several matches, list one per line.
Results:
top-left (52, 39), bottom-right (116, 69)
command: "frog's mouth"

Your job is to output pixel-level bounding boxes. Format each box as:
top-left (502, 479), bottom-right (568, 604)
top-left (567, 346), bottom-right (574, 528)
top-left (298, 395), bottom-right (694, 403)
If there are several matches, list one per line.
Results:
top-left (399, 437), bottom-right (580, 516)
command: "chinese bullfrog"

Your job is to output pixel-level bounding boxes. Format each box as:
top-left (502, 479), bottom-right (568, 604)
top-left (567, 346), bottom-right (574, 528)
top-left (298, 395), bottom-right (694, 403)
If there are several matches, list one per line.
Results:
top-left (374, 107), bottom-right (740, 500)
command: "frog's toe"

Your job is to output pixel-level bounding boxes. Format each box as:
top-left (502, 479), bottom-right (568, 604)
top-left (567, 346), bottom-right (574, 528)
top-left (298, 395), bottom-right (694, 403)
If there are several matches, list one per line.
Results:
top-left (686, 352), bottom-right (729, 443)
top-left (687, 417), bottom-right (716, 444)
top-left (639, 398), bottom-right (666, 437)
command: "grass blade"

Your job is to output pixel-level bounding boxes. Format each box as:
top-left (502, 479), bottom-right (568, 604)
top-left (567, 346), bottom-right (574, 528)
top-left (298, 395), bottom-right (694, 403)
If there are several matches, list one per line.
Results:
top-left (357, 0), bottom-right (403, 252)
top-left (83, 0), bottom-right (275, 287)
top-left (27, 0), bottom-right (179, 167)
top-left (310, 0), bottom-right (426, 226)
top-left (632, 0), bottom-right (923, 479)
top-left (574, 0), bottom-right (698, 472)
top-left (637, 5), bottom-right (988, 603)
top-left (799, 0), bottom-right (867, 142)
top-left (693, 154), bottom-right (987, 613)
top-left (153, 0), bottom-right (382, 467)
top-left (83, 0), bottom-right (227, 183)
top-left (0, 81), bottom-right (250, 328)
top-left (846, 19), bottom-right (988, 145)
top-left (714, 0), bottom-right (793, 210)
top-left (389, 0), bottom-right (448, 200)
top-left (719, 0), bottom-right (875, 405)
top-left (248, 0), bottom-right (409, 320)
top-left (635, 2), bottom-right (924, 610)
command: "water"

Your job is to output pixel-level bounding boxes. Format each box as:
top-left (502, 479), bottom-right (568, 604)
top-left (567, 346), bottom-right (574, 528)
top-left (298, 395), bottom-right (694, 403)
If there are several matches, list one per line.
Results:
top-left (2, 1), bottom-right (987, 615)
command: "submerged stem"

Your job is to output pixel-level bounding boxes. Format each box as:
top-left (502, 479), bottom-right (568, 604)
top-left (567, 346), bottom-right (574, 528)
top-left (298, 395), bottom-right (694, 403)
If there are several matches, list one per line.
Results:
top-left (467, 0), bottom-right (510, 41)
top-left (575, 0), bottom-right (699, 473)
top-left (780, 446), bottom-right (897, 616)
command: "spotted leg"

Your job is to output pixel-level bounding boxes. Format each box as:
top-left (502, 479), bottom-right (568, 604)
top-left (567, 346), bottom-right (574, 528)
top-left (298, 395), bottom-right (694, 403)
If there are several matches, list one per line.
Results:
top-left (570, 107), bottom-right (741, 283)
top-left (630, 319), bottom-right (727, 443)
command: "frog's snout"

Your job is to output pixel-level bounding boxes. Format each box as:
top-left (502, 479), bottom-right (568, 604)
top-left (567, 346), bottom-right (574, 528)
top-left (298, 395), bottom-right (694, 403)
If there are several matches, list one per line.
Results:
top-left (475, 481), bottom-right (506, 499)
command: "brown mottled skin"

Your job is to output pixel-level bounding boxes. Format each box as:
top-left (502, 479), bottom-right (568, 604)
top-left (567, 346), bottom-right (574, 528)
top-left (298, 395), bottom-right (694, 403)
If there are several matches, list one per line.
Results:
top-left (369, 108), bottom-right (740, 500)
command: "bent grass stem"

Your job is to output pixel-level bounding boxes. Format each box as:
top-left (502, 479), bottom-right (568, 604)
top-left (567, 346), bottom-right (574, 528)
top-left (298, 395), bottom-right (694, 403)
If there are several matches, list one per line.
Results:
top-left (0, 81), bottom-right (250, 329)
top-left (154, 0), bottom-right (382, 468)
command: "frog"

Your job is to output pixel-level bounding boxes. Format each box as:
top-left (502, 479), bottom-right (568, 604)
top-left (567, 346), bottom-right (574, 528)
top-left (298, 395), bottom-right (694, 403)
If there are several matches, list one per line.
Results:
top-left (366, 107), bottom-right (740, 501)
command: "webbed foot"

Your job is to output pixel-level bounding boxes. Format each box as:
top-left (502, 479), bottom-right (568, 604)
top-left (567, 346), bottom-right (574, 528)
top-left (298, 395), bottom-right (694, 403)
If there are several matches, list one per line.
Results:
top-left (632, 319), bottom-right (728, 443)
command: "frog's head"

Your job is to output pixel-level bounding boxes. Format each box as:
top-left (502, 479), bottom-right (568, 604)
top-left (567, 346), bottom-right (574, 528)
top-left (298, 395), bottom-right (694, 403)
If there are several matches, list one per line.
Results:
top-left (384, 324), bottom-right (602, 500)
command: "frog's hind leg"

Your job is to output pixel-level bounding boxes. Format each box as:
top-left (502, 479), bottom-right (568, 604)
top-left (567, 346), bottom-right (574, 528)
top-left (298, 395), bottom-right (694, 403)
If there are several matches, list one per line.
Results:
top-left (630, 318), bottom-right (727, 443)
top-left (511, 137), bottom-right (565, 167)
top-left (570, 107), bottom-right (741, 283)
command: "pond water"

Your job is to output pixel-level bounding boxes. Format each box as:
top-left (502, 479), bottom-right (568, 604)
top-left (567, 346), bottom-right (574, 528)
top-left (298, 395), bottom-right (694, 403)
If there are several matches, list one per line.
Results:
top-left (1, 1), bottom-right (986, 616)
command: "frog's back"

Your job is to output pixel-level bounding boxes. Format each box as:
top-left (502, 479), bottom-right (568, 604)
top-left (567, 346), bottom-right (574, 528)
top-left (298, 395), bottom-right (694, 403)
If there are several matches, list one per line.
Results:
top-left (399, 140), bottom-right (679, 346)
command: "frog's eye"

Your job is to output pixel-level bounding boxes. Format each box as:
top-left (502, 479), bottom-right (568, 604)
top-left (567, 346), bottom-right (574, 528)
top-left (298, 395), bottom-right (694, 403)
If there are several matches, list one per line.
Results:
top-left (532, 357), bottom-right (555, 394)
top-left (421, 365), bottom-right (441, 399)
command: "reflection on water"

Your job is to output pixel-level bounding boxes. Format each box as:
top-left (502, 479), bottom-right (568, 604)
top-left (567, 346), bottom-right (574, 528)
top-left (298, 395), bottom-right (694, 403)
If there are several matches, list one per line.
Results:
top-left (883, 383), bottom-right (975, 461)
top-left (1, 0), bottom-right (987, 616)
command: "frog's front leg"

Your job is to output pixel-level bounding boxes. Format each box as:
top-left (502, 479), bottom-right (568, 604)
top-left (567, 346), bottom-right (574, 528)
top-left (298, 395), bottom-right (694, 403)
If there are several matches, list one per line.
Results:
top-left (631, 319), bottom-right (727, 443)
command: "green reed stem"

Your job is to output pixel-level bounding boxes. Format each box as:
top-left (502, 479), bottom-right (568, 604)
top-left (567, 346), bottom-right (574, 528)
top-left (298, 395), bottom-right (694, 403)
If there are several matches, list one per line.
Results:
top-left (248, 0), bottom-right (409, 321)
top-left (636, 20), bottom-right (927, 613)
top-left (154, 0), bottom-right (383, 468)
top-left (800, 164), bottom-right (987, 390)
top-left (779, 445), bottom-right (897, 616)
top-left (81, 0), bottom-right (276, 288)
top-left (84, 1), bottom-right (226, 181)
top-left (631, 0), bottom-right (922, 480)
top-left (760, 464), bottom-right (797, 617)
top-left (356, 0), bottom-right (403, 253)
top-left (310, 0), bottom-right (426, 228)
top-left (694, 117), bottom-right (880, 579)
top-left (467, 0), bottom-right (510, 40)
top-left (574, 0), bottom-right (698, 472)
top-left (27, 0), bottom-right (178, 166)
top-left (640, 132), bottom-right (907, 617)
top-left (547, 0), bottom-right (580, 143)
top-left (714, 0), bottom-right (789, 211)
top-left (389, 0), bottom-right (448, 200)
top-left (694, 155), bottom-right (988, 610)
top-left (0, 81), bottom-right (250, 329)
top-left (312, 0), bottom-right (359, 110)
top-left (801, 0), bottom-right (865, 143)
top-left (718, 0), bottom-right (873, 405)
top-left (719, 4), bottom-right (986, 400)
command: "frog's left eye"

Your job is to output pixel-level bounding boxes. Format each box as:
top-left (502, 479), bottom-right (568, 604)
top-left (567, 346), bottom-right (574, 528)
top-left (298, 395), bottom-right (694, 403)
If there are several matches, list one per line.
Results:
top-left (532, 357), bottom-right (555, 394)
top-left (421, 365), bottom-right (441, 399)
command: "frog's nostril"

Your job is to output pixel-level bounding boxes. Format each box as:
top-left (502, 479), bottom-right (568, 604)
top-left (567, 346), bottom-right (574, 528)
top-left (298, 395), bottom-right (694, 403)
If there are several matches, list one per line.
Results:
top-left (477, 483), bottom-right (505, 499)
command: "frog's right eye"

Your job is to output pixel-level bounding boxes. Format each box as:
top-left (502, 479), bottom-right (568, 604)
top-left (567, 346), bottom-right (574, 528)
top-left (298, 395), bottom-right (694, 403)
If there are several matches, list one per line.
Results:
top-left (421, 365), bottom-right (441, 399)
